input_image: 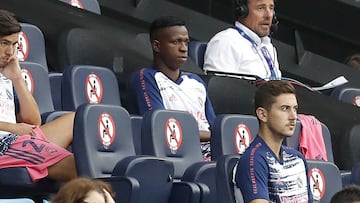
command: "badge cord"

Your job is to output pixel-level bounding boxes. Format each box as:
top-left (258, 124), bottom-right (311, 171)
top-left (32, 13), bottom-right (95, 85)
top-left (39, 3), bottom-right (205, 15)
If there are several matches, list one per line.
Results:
top-left (234, 27), bottom-right (278, 80)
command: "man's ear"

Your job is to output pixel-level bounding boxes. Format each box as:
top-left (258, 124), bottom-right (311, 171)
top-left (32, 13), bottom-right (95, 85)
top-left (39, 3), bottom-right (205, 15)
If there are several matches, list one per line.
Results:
top-left (256, 107), bottom-right (267, 123)
top-left (152, 40), bottom-right (160, 53)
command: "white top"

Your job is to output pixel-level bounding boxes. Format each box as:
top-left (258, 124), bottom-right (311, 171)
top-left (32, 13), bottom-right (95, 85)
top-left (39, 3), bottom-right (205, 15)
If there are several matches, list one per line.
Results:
top-left (203, 21), bottom-right (281, 80)
top-left (0, 74), bottom-right (16, 137)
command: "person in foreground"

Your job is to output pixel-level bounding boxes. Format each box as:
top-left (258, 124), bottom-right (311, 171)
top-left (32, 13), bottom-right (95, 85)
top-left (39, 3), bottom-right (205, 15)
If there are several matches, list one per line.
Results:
top-left (0, 9), bottom-right (76, 182)
top-left (330, 184), bottom-right (360, 203)
top-left (130, 16), bottom-right (215, 160)
top-left (234, 80), bottom-right (313, 203)
top-left (52, 177), bottom-right (115, 203)
top-left (203, 0), bottom-right (281, 80)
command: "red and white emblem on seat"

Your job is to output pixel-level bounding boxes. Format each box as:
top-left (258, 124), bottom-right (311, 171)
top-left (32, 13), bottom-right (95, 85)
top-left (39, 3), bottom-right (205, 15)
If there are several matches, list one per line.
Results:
top-left (86, 73), bottom-right (103, 104)
top-left (20, 68), bottom-right (34, 94)
top-left (17, 32), bottom-right (30, 61)
top-left (98, 112), bottom-right (116, 149)
top-left (165, 117), bottom-right (183, 154)
top-left (309, 167), bottom-right (326, 201)
top-left (234, 123), bottom-right (252, 154)
top-left (69, 0), bottom-right (84, 8)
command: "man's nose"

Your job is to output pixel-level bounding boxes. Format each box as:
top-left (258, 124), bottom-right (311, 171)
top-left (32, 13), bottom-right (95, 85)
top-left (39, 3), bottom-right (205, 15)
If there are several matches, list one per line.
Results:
top-left (180, 42), bottom-right (188, 52)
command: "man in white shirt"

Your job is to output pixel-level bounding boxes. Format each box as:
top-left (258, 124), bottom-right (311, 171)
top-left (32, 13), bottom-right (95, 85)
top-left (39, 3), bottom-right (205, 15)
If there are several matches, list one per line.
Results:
top-left (203, 0), bottom-right (281, 80)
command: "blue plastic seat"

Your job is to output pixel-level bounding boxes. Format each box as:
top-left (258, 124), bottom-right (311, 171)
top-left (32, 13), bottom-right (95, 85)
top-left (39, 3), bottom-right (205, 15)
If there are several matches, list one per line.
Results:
top-left (211, 114), bottom-right (258, 161)
top-left (61, 65), bottom-right (121, 111)
top-left (73, 104), bottom-right (200, 203)
top-left (188, 41), bottom-right (207, 70)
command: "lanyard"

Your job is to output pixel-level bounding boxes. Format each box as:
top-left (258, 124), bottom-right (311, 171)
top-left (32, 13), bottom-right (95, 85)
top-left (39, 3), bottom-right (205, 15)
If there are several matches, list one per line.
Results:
top-left (234, 27), bottom-right (278, 79)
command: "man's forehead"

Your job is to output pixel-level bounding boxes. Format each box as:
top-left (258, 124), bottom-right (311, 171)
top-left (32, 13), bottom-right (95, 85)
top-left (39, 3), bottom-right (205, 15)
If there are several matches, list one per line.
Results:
top-left (0, 33), bottom-right (19, 42)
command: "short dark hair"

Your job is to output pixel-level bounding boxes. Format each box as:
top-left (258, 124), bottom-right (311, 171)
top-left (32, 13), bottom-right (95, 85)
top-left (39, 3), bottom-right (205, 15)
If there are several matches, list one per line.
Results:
top-left (0, 9), bottom-right (21, 36)
top-left (330, 185), bottom-right (360, 203)
top-left (149, 16), bottom-right (186, 40)
top-left (255, 80), bottom-right (296, 111)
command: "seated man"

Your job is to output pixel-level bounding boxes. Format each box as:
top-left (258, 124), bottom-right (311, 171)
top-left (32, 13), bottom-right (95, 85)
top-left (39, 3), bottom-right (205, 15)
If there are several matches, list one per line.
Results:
top-left (0, 9), bottom-right (76, 182)
top-left (203, 0), bottom-right (281, 80)
top-left (130, 16), bottom-right (215, 160)
top-left (234, 80), bottom-right (313, 203)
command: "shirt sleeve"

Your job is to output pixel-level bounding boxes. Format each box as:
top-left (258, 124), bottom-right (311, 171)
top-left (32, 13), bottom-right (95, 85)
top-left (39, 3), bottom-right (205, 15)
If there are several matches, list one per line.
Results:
top-left (130, 68), bottom-right (165, 115)
top-left (235, 150), bottom-right (270, 203)
top-left (203, 31), bottom-right (241, 74)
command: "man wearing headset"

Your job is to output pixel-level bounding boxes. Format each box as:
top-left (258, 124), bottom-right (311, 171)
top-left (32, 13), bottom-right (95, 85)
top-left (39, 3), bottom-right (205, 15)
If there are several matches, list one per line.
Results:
top-left (203, 0), bottom-right (281, 80)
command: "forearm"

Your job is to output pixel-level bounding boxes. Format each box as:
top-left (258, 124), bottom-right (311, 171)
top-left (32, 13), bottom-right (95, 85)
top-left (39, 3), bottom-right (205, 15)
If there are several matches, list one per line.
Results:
top-left (0, 121), bottom-right (15, 133)
top-left (12, 77), bottom-right (41, 125)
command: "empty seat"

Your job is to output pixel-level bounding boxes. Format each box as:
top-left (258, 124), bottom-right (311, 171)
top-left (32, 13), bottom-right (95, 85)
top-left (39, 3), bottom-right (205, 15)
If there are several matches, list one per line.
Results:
top-left (73, 103), bottom-right (200, 203)
top-left (61, 65), bottom-right (121, 111)
top-left (210, 114), bottom-right (258, 161)
top-left (306, 159), bottom-right (342, 203)
top-left (141, 109), bottom-right (217, 203)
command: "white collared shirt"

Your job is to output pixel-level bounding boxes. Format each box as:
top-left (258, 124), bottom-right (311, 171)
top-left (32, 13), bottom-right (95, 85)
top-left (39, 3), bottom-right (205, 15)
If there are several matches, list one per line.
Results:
top-left (203, 21), bottom-right (281, 79)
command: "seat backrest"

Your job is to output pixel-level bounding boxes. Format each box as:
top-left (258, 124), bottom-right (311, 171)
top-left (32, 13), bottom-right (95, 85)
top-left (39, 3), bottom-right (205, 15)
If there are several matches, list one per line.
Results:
top-left (141, 109), bottom-right (203, 179)
top-left (61, 65), bottom-right (121, 111)
top-left (216, 154), bottom-right (241, 203)
top-left (18, 23), bottom-right (48, 72)
top-left (182, 162), bottom-right (217, 203)
top-left (333, 87), bottom-right (360, 107)
top-left (211, 114), bottom-right (258, 161)
top-left (48, 72), bottom-right (63, 111)
top-left (188, 41), bottom-right (207, 69)
top-left (19, 62), bottom-right (54, 114)
top-left (58, 0), bottom-right (101, 14)
top-left (285, 120), bottom-right (334, 163)
top-left (130, 115), bottom-right (143, 155)
top-left (72, 103), bottom-right (136, 178)
top-left (306, 159), bottom-right (342, 203)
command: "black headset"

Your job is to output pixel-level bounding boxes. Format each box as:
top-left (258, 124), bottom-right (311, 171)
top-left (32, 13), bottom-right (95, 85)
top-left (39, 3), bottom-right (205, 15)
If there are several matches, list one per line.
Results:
top-left (235, 0), bottom-right (279, 34)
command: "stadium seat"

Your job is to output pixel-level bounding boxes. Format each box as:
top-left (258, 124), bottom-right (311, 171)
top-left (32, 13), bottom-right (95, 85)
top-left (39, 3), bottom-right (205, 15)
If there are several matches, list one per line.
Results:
top-left (210, 114), bottom-right (258, 161)
top-left (61, 65), bottom-right (121, 111)
top-left (58, 0), bottom-right (101, 14)
top-left (18, 23), bottom-right (48, 72)
top-left (19, 62), bottom-right (68, 123)
top-left (73, 103), bottom-right (200, 203)
top-left (306, 159), bottom-right (342, 203)
top-left (141, 109), bottom-right (216, 203)
top-left (216, 154), bottom-right (241, 203)
top-left (331, 87), bottom-right (360, 107)
top-left (188, 41), bottom-right (207, 70)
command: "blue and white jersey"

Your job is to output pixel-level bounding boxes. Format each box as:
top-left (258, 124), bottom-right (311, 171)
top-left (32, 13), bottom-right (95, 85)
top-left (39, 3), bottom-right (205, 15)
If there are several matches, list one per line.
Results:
top-left (234, 136), bottom-right (313, 203)
top-left (131, 67), bottom-right (215, 131)
top-left (0, 74), bottom-right (16, 137)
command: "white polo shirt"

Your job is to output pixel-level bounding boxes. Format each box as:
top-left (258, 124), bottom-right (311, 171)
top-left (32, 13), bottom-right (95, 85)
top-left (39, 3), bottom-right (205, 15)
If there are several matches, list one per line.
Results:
top-left (204, 21), bottom-right (281, 80)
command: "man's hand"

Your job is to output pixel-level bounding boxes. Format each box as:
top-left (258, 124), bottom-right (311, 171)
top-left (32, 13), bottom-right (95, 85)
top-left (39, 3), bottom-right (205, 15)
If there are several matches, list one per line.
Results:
top-left (9, 123), bottom-right (37, 136)
top-left (1, 54), bottom-right (22, 81)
